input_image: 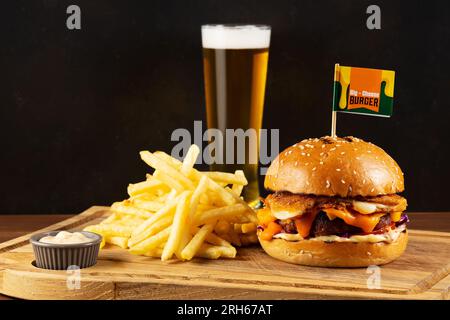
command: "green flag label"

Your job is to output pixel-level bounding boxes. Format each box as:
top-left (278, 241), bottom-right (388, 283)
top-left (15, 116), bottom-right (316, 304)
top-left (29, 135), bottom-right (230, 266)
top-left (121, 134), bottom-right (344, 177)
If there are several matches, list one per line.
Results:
top-left (332, 65), bottom-right (395, 117)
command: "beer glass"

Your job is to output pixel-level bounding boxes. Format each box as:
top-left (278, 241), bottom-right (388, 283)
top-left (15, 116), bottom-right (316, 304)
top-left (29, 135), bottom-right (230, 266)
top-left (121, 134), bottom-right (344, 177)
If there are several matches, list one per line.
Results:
top-left (201, 25), bottom-right (271, 202)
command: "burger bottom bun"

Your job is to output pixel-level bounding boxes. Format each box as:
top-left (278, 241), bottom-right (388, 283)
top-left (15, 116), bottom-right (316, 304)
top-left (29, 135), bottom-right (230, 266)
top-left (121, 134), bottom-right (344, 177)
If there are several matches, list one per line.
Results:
top-left (258, 231), bottom-right (408, 267)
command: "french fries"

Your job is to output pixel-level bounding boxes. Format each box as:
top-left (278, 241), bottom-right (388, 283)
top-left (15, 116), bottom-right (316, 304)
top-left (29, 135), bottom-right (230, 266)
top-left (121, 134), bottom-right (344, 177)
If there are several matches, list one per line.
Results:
top-left (84, 144), bottom-right (258, 261)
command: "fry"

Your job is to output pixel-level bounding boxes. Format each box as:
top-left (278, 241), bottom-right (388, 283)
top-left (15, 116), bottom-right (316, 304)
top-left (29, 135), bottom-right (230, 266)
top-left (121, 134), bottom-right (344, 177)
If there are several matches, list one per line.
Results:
top-left (140, 151), bottom-right (195, 189)
top-left (100, 213), bottom-right (118, 224)
top-left (206, 177), bottom-right (235, 206)
top-left (131, 194), bottom-right (180, 237)
top-left (194, 204), bottom-right (249, 225)
top-left (224, 187), bottom-right (258, 224)
top-left (161, 192), bottom-right (191, 261)
top-left (106, 236), bottom-right (129, 249)
top-left (215, 246), bottom-right (237, 258)
top-left (202, 171), bottom-right (248, 185)
top-left (154, 170), bottom-right (185, 192)
top-left (111, 202), bottom-right (152, 219)
top-left (99, 235), bottom-right (106, 249)
top-left (233, 223), bottom-right (243, 234)
top-left (241, 222), bottom-right (257, 234)
top-left (154, 151), bottom-right (183, 169)
top-left (84, 224), bottom-right (133, 238)
top-left (231, 170), bottom-right (246, 196)
top-left (214, 220), bottom-right (231, 234)
top-left (176, 176), bottom-right (208, 258)
top-left (181, 223), bottom-right (215, 260)
top-left (195, 244), bottom-right (221, 259)
top-left (129, 226), bottom-right (172, 255)
top-left (144, 248), bottom-right (164, 258)
top-left (240, 233), bottom-right (258, 246)
top-left (181, 144), bottom-right (200, 175)
top-left (205, 233), bottom-right (233, 248)
top-left (127, 179), bottom-right (167, 197)
top-left (131, 198), bottom-right (164, 212)
top-left (195, 244), bottom-right (237, 259)
top-left (128, 215), bottom-right (173, 247)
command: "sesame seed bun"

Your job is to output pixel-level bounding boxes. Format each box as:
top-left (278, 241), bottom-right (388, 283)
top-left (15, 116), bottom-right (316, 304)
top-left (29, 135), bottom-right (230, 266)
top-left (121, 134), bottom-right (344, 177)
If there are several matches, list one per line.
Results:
top-left (264, 136), bottom-right (404, 197)
top-left (258, 231), bottom-right (408, 267)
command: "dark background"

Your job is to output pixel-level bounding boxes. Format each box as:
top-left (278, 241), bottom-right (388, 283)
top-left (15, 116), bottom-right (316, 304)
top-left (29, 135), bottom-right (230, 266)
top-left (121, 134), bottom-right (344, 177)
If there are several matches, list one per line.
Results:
top-left (1, 0), bottom-right (449, 214)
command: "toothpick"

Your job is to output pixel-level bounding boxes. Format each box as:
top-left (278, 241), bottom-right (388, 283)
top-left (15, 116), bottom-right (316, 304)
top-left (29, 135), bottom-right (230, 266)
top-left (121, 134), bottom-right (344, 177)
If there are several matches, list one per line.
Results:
top-left (331, 63), bottom-right (340, 137)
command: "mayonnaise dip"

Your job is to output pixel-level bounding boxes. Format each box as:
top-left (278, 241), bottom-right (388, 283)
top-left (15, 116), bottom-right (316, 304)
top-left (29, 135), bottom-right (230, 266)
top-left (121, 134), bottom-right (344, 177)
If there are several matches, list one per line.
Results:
top-left (39, 231), bottom-right (92, 244)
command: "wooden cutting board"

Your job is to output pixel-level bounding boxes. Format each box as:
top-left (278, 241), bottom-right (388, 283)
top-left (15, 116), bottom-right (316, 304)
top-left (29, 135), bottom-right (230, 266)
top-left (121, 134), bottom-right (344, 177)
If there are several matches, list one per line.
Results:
top-left (0, 206), bottom-right (449, 300)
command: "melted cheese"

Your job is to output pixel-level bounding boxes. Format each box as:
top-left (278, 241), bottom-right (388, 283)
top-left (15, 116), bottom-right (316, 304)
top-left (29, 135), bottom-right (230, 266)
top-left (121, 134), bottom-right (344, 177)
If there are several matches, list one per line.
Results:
top-left (323, 208), bottom-right (384, 233)
top-left (273, 224), bottom-right (406, 243)
top-left (257, 207), bottom-right (276, 226)
top-left (295, 210), bottom-right (319, 238)
top-left (390, 211), bottom-right (402, 222)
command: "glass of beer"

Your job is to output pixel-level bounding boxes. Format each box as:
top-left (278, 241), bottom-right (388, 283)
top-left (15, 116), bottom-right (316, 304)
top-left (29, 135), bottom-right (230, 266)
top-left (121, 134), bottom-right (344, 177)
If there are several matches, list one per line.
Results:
top-left (201, 25), bottom-right (271, 202)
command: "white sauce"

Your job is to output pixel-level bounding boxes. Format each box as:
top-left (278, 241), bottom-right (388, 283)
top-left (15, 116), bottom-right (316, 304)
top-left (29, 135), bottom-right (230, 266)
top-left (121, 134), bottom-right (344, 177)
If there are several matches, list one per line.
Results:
top-left (273, 224), bottom-right (406, 243)
top-left (272, 210), bottom-right (303, 220)
top-left (352, 201), bottom-right (388, 214)
top-left (39, 231), bottom-right (92, 244)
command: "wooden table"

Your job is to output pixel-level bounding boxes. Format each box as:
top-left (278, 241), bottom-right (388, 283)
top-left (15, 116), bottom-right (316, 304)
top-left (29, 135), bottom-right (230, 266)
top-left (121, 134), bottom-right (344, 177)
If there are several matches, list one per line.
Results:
top-left (0, 212), bottom-right (449, 300)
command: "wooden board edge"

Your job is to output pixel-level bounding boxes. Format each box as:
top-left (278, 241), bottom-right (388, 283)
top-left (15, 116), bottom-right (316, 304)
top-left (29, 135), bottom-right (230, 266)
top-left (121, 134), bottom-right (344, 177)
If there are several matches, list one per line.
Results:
top-left (0, 206), bottom-right (109, 254)
top-left (408, 229), bottom-right (450, 238)
top-left (0, 267), bottom-right (447, 300)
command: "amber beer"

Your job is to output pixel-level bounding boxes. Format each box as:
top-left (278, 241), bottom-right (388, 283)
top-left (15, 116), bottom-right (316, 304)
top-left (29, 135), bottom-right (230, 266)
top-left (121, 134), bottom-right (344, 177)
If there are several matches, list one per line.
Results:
top-left (201, 25), bottom-right (271, 202)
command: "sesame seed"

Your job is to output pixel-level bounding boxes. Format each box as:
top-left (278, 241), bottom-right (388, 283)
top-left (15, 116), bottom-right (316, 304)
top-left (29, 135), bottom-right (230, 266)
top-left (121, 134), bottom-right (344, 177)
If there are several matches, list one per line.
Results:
top-left (326, 180), bottom-right (330, 188)
top-left (336, 168), bottom-right (341, 172)
top-left (353, 170), bottom-right (357, 175)
top-left (319, 152), bottom-right (324, 156)
top-left (371, 188), bottom-right (375, 192)
top-left (322, 145), bottom-right (326, 148)
top-left (288, 150), bottom-right (292, 155)
top-left (356, 157), bottom-right (360, 160)
top-left (330, 147), bottom-right (336, 151)
top-left (341, 179), bottom-right (346, 184)
top-left (294, 161), bottom-right (298, 166)
top-left (312, 167), bottom-right (317, 171)
top-left (363, 179), bottom-right (366, 184)
top-left (306, 153), bottom-right (311, 157)
top-left (340, 151), bottom-right (345, 155)
top-left (349, 186), bottom-right (353, 192)
top-left (293, 143), bottom-right (298, 147)
top-left (336, 144), bottom-right (341, 147)
top-left (306, 181), bottom-right (310, 186)
top-left (354, 148), bottom-right (358, 151)
top-left (305, 163), bottom-right (309, 166)
top-left (367, 150), bottom-right (372, 153)
top-left (299, 145), bottom-right (304, 150)
top-left (319, 161), bottom-right (324, 165)
top-left (284, 152), bottom-right (288, 156)
top-left (301, 152), bottom-right (305, 156)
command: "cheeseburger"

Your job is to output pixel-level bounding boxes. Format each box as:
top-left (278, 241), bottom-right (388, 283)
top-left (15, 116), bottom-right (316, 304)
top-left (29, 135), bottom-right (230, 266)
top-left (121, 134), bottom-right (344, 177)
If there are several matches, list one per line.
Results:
top-left (258, 136), bottom-right (408, 267)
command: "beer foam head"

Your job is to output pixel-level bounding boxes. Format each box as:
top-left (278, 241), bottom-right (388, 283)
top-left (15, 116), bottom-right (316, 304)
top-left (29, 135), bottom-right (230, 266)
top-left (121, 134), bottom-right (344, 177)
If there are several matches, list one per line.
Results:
top-left (202, 25), bottom-right (271, 49)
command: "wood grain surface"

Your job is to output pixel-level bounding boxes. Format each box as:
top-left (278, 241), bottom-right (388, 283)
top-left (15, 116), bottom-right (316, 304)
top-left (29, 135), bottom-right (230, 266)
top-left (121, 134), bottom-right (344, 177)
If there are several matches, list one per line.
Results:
top-left (0, 209), bottom-right (449, 300)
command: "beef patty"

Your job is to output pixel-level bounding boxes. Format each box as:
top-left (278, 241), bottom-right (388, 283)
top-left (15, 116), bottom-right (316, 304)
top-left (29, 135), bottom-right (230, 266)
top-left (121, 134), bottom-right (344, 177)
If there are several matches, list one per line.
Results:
top-left (278, 212), bottom-right (395, 237)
